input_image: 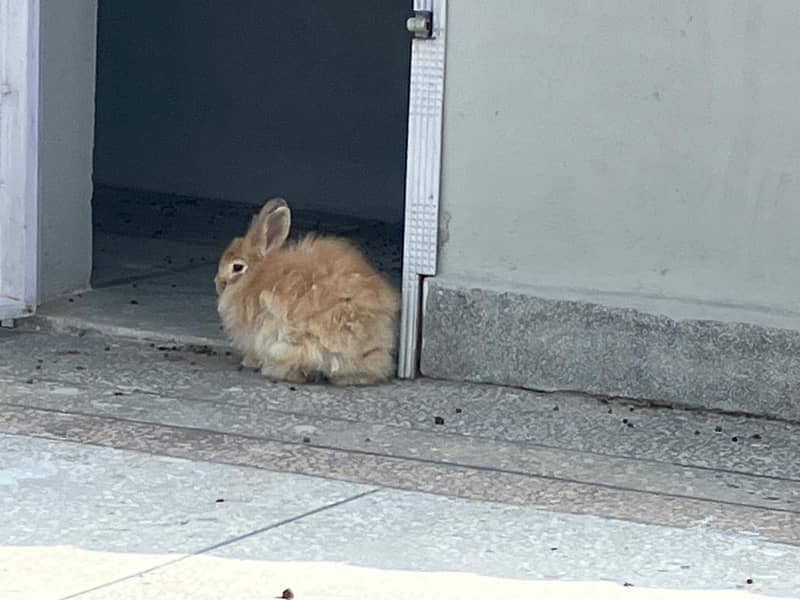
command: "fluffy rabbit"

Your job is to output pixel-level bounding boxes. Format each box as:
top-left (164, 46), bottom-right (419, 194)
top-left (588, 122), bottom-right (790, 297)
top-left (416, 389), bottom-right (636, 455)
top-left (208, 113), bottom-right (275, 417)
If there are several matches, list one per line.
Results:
top-left (214, 198), bottom-right (400, 385)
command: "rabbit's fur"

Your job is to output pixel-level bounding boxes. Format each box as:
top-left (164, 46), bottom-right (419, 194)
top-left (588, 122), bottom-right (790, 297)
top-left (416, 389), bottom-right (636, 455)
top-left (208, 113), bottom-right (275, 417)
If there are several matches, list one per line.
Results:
top-left (214, 198), bottom-right (400, 385)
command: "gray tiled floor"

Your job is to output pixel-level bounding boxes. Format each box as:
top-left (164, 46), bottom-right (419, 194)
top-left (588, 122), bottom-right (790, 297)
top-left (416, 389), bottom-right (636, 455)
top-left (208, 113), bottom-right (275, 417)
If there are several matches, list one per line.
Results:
top-left (1, 330), bottom-right (799, 546)
top-left (0, 433), bottom-right (371, 555)
top-left (2, 328), bottom-right (800, 597)
top-left (3, 189), bottom-right (799, 597)
top-left (210, 489), bottom-right (800, 595)
top-left (1, 433), bottom-right (799, 598)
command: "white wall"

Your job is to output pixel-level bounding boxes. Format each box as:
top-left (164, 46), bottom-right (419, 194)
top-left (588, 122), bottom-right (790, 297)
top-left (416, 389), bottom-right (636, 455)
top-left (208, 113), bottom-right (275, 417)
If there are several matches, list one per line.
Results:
top-left (38, 0), bottom-right (97, 301)
top-left (93, 0), bottom-right (411, 223)
top-left (439, 0), bottom-right (800, 319)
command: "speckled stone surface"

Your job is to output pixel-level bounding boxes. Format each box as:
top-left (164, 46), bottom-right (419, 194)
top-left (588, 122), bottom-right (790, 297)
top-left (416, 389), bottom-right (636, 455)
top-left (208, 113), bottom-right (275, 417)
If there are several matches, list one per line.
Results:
top-left (3, 379), bottom-right (797, 514)
top-left (1, 330), bottom-right (799, 548)
top-left (421, 277), bottom-right (800, 421)
top-left (4, 433), bottom-right (796, 598)
top-left (208, 490), bottom-right (800, 597)
top-left (1, 331), bottom-right (797, 480)
top-left (0, 433), bottom-right (372, 554)
top-left (2, 328), bottom-right (800, 597)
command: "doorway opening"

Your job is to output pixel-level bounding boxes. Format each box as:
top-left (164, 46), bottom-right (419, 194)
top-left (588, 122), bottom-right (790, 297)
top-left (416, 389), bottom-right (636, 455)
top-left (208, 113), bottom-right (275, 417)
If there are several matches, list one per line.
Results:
top-left (89, 1), bottom-right (411, 344)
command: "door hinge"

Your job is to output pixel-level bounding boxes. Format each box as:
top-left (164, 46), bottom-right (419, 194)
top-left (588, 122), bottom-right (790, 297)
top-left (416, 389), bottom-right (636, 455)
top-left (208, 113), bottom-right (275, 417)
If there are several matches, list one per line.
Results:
top-left (406, 10), bottom-right (433, 39)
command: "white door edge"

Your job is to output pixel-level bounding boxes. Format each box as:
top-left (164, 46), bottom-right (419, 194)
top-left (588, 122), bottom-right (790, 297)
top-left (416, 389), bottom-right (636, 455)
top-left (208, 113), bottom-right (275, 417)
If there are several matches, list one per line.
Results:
top-left (0, 0), bottom-right (40, 319)
top-left (398, 0), bottom-right (446, 378)
top-left (0, 297), bottom-right (27, 321)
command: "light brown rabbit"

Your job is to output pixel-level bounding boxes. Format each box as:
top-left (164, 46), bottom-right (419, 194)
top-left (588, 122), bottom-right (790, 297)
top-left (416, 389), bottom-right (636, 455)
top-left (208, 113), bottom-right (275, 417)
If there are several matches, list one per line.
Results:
top-left (214, 198), bottom-right (400, 385)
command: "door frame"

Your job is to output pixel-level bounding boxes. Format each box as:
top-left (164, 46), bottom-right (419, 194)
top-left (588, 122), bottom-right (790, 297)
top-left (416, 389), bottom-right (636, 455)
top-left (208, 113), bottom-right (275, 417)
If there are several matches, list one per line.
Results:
top-left (0, 0), bottom-right (40, 321)
top-left (1, 0), bottom-right (443, 377)
top-left (398, 0), bottom-right (447, 378)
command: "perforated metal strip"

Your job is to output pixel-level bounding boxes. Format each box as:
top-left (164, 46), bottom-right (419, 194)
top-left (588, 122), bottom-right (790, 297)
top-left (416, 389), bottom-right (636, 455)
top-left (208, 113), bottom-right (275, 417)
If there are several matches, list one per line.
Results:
top-left (398, 0), bottom-right (446, 378)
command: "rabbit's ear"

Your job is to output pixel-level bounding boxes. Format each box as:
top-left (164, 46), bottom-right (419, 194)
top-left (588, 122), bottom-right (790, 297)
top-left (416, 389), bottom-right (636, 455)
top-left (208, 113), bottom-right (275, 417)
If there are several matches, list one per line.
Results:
top-left (246, 197), bottom-right (287, 238)
top-left (261, 205), bottom-right (291, 255)
top-left (260, 197), bottom-right (288, 216)
top-left (246, 198), bottom-right (290, 255)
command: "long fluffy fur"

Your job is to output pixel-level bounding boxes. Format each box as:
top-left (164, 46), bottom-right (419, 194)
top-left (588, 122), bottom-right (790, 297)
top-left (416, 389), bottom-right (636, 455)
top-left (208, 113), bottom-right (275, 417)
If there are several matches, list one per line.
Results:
top-left (216, 215), bottom-right (399, 385)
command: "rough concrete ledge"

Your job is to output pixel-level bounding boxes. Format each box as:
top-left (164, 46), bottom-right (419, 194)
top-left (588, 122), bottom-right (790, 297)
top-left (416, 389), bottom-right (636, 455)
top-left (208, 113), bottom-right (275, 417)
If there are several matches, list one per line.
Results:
top-left (421, 277), bottom-right (800, 421)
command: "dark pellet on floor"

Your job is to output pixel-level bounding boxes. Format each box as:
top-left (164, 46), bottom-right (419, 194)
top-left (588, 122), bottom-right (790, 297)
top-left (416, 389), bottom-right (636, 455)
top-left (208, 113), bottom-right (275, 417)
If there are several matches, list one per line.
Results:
top-left (731, 436), bottom-right (739, 442)
top-left (552, 405), bottom-right (559, 411)
top-left (112, 392), bottom-right (124, 396)
top-left (622, 418), bottom-right (628, 424)
top-left (694, 430), bottom-right (700, 435)
top-left (714, 425), bottom-right (723, 432)
top-left (215, 498), bottom-right (224, 503)
top-left (129, 300), bottom-right (139, 305)
top-left (68, 298), bottom-right (74, 303)
top-left (434, 416), bottom-right (445, 425)
top-left (289, 386), bottom-right (297, 391)
top-left (746, 579), bottom-right (753, 585)
top-left (455, 407), bottom-right (462, 414)
top-left (302, 437), bottom-right (311, 443)
top-left (751, 433), bottom-right (762, 440)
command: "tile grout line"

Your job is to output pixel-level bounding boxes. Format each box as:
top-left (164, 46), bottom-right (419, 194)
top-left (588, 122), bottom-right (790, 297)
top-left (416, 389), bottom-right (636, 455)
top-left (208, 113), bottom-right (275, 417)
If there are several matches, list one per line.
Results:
top-left (58, 488), bottom-right (381, 600)
top-left (3, 403), bottom-right (799, 516)
top-left (1, 371), bottom-right (798, 485)
top-left (4, 392), bottom-right (800, 489)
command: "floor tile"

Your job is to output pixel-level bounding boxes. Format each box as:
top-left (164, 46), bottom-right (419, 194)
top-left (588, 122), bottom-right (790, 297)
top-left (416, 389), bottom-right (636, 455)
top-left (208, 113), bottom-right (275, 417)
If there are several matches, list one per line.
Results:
top-left (0, 433), bottom-right (371, 555)
top-left (208, 489), bottom-right (800, 597)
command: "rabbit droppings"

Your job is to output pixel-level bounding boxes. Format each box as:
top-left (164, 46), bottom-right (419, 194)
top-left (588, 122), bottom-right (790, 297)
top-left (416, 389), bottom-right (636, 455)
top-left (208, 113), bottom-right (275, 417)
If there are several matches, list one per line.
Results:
top-left (214, 198), bottom-right (400, 385)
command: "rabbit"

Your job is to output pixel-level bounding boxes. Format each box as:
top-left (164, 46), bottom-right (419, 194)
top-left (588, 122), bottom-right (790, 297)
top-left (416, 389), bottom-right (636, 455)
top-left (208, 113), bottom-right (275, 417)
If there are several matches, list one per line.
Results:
top-left (214, 197), bottom-right (400, 385)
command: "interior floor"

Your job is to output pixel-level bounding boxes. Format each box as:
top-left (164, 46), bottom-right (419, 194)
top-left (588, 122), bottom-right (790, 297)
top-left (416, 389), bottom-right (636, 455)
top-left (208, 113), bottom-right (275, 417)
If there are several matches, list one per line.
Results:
top-left (31, 187), bottom-right (402, 345)
top-left (79, 1), bottom-right (411, 348)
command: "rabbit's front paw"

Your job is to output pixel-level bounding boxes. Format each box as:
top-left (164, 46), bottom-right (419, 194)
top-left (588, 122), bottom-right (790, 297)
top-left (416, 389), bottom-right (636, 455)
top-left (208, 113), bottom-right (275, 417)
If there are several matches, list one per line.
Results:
top-left (241, 354), bottom-right (261, 369)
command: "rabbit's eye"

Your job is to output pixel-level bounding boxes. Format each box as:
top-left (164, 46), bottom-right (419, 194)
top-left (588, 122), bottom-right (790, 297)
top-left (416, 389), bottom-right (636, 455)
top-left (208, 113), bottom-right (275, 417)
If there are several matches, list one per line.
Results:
top-left (232, 262), bottom-right (246, 273)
